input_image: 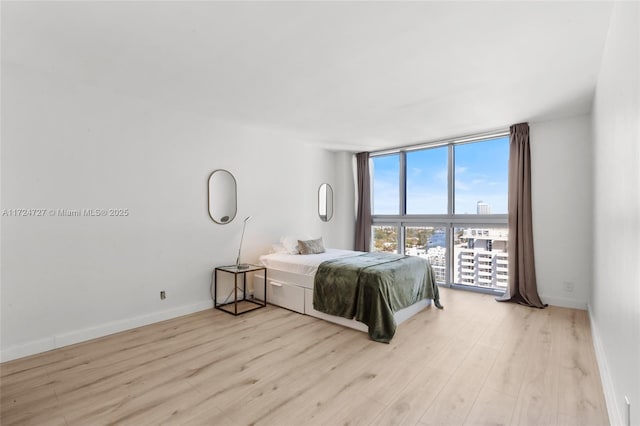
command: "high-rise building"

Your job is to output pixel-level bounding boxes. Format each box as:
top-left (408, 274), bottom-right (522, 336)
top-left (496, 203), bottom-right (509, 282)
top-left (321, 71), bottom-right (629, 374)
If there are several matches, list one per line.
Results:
top-left (426, 246), bottom-right (447, 283)
top-left (477, 201), bottom-right (491, 214)
top-left (455, 228), bottom-right (508, 289)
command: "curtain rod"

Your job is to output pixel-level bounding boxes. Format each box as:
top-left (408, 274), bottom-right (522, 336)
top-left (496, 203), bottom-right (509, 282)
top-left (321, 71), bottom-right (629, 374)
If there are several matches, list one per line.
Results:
top-left (369, 128), bottom-right (510, 156)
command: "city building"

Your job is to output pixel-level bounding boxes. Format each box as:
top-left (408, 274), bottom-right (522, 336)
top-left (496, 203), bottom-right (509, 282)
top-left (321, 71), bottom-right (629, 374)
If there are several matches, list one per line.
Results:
top-left (455, 228), bottom-right (508, 289)
top-left (476, 201), bottom-right (491, 214)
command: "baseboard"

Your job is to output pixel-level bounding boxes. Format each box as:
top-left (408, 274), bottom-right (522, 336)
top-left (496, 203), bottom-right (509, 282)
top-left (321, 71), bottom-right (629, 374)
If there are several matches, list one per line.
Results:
top-left (588, 303), bottom-right (620, 426)
top-left (540, 294), bottom-right (588, 310)
top-left (0, 337), bottom-right (58, 364)
top-left (0, 299), bottom-right (213, 363)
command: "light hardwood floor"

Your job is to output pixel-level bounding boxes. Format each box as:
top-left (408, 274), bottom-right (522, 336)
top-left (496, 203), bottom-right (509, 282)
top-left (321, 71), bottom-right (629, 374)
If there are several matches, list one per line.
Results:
top-left (1, 288), bottom-right (609, 426)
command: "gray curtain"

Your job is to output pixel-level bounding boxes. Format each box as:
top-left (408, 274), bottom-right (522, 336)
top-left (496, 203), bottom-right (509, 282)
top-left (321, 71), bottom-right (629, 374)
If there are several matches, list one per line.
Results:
top-left (497, 123), bottom-right (546, 308)
top-left (354, 152), bottom-right (371, 252)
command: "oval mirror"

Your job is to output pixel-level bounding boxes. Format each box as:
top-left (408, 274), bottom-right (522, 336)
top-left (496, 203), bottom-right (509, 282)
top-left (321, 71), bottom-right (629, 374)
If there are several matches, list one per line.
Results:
top-left (208, 170), bottom-right (237, 224)
top-left (318, 183), bottom-right (333, 222)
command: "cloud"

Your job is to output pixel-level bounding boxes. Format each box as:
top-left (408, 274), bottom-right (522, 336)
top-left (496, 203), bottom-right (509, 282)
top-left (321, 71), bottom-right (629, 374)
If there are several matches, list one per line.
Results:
top-left (455, 179), bottom-right (470, 191)
top-left (435, 168), bottom-right (448, 183)
top-left (409, 167), bottom-right (423, 177)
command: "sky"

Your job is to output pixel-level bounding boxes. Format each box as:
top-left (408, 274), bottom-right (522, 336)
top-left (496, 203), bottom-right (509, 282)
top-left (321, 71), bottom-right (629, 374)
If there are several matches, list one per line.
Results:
top-left (372, 136), bottom-right (509, 215)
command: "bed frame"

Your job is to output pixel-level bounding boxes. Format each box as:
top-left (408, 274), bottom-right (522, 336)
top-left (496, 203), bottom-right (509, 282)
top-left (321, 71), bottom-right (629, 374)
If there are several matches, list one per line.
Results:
top-left (253, 268), bottom-right (432, 333)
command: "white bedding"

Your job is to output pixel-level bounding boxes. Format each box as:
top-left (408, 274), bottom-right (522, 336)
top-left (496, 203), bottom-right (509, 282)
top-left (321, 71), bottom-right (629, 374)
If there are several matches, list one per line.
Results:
top-left (256, 247), bottom-right (432, 337)
top-left (259, 248), bottom-right (364, 276)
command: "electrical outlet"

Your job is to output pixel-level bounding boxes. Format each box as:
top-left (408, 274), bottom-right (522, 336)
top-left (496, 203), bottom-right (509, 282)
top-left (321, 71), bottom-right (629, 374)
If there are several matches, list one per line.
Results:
top-left (562, 281), bottom-right (574, 293)
top-left (160, 291), bottom-right (166, 300)
top-left (625, 396), bottom-right (630, 426)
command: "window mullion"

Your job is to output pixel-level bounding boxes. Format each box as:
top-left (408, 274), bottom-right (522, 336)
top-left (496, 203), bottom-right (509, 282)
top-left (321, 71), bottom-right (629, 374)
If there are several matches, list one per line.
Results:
top-left (446, 224), bottom-right (453, 287)
top-left (399, 151), bottom-right (406, 216)
top-left (448, 144), bottom-right (454, 215)
top-left (400, 151), bottom-right (406, 254)
top-left (446, 146), bottom-right (454, 288)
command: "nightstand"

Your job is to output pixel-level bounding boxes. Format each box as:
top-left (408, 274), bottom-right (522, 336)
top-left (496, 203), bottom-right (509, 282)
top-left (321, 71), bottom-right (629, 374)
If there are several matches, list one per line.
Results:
top-left (213, 264), bottom-right (267, 315)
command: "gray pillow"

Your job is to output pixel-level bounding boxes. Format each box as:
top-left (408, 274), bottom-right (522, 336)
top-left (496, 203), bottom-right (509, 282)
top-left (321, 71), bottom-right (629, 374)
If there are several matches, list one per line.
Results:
top-left (297, 237), bottom-right (326, 255)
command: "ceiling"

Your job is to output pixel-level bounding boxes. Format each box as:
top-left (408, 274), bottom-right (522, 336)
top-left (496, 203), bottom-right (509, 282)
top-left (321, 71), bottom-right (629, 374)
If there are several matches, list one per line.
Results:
top-left (2, 1), bottom-right (614, 151)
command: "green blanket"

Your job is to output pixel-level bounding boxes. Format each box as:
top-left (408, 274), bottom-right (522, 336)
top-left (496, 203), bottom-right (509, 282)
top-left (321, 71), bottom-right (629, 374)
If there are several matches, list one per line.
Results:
top-left (313, 252), bottom-right (442, 343)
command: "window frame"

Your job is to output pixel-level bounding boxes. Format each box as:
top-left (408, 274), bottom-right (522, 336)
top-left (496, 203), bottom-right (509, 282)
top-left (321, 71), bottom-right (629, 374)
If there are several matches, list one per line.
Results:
top-left (370, 130), bottom-right (509, 294)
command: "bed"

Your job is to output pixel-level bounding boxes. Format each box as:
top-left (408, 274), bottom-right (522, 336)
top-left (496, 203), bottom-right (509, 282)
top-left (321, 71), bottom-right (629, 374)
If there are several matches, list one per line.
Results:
top-left (256, 247), bottom-right (441, 343)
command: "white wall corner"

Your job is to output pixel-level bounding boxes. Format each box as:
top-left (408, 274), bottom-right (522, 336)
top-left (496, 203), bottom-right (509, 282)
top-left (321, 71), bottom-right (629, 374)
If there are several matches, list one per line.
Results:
top-left (588, 303), bottom-right (622, 426)
top-left (540, 294), bottom-right (588, 310)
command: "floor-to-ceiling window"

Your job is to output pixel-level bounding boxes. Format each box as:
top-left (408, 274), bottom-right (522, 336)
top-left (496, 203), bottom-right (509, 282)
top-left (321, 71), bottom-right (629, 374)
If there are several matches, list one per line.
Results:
top-left (370, 132), bottom-right (509, 294)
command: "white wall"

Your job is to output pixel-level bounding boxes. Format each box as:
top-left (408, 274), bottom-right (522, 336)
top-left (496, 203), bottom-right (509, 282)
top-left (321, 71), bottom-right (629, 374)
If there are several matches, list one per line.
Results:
top-left (530, 115), bottom-right (593, 310)
top-left (590, 2), bottom-right (640, 425)
top-left (0, 64), bottom-right (355, 361)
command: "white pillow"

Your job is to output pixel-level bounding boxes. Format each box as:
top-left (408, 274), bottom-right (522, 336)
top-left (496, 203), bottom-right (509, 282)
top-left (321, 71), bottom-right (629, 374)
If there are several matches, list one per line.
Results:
top-left (270, 243), bottom-right (288, 254)
top-left (280, 236), bottom-right (300, 254)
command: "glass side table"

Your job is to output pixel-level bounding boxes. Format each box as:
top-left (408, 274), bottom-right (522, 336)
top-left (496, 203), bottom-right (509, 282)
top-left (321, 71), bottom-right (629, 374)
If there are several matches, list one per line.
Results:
top-left (213, 264), bottom-right (267, 315)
